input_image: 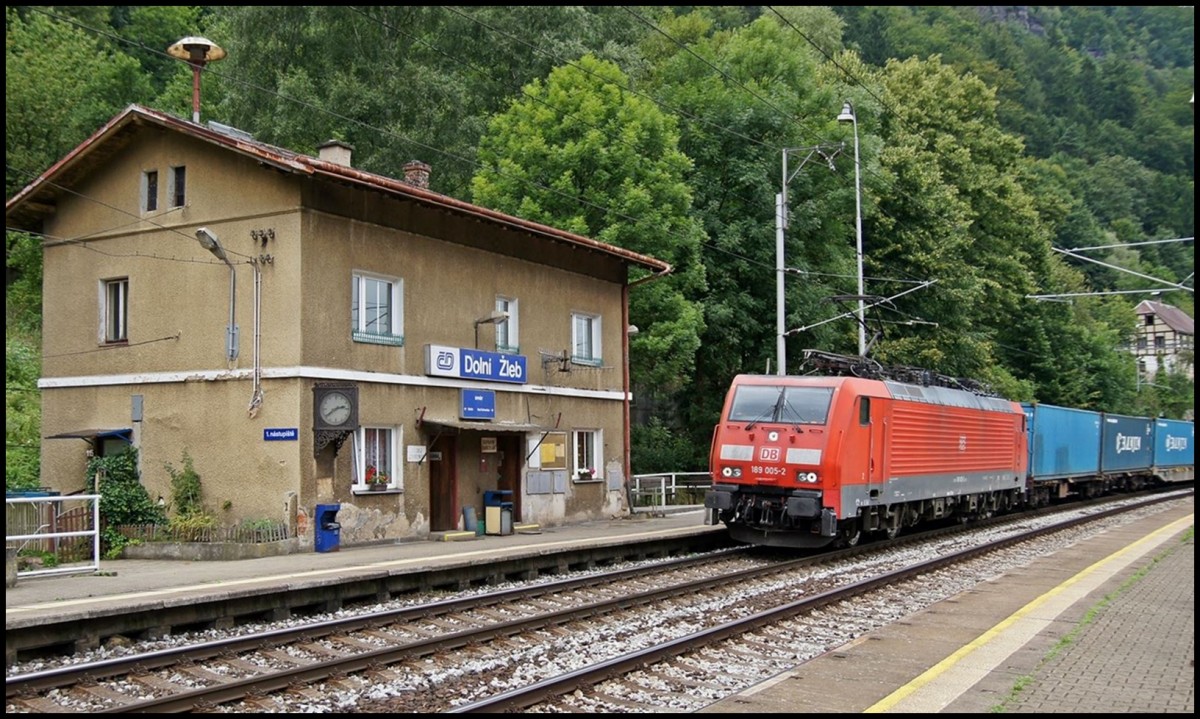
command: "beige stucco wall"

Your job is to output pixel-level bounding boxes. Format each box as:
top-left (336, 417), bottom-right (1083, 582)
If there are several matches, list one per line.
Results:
top-left (35, 122), bottom-right (636, 548)
top-left (41, 130), bottom-right (305, 379)
top-left (40, 380), bottom-right (306, 524)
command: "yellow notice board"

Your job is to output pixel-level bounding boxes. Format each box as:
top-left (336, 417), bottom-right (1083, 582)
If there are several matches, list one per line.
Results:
top-left (538, 432), bottom-right (567, 469)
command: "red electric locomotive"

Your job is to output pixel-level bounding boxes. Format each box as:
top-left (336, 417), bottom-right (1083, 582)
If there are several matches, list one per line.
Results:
top-left (705, 373), bottom-right (1028, 549)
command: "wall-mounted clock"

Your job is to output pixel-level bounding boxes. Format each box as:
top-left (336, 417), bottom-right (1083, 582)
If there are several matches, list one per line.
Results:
top-left (314, 385), bottom-right (358, 431)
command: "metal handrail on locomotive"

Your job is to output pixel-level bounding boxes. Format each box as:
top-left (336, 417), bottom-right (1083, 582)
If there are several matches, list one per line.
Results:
top-left (705, 369), bottom-right (1193, 550)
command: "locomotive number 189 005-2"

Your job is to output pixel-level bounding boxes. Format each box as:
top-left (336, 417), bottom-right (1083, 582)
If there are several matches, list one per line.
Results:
top-left (750, 465), bottom-right (787, 476)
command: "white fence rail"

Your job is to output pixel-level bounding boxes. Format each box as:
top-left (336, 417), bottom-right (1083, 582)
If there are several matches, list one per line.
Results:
top-left (630, 472), bottom-right (712, 513)
top-left (5, 494), bottom-right (102, 578)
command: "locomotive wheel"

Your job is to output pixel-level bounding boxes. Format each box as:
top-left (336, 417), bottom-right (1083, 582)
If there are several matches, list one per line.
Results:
top-left (882, 524), bottom-right (900, 541)
top-left (836, 523), bottom-right (862, 548)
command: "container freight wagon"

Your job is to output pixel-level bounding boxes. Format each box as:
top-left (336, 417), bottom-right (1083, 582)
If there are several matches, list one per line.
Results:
top-left (1098, 412), bottom-right (1155, 489)
top-left (1022, 403), bottom-right (1102, 502)
top-left (1152, 418), bottom-right (1195, 483)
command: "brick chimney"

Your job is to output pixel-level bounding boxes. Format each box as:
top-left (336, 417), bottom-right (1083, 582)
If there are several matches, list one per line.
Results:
top-left (402, 160), bottom-right (431, 189)
top-left (317, 139), bottom-right (353, 167)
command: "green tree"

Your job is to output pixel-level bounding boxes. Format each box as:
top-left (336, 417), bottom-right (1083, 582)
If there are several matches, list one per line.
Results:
top-left (5, 8), bottom-right (152, 197)
top-left (209, 6), bottom-right (645, 197)
top-left (472, 54), bottom-right (707, 394)
top-left (640, 9), bottom-right (857, 465)
top-left (5, 231), bottom-right (44, 490)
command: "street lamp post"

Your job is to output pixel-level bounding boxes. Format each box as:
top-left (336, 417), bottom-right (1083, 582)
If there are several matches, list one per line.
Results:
top-left (837, 100), bottom-right (866, 357)
top-left (473, 310), bottom-right (509, 349)
top-left (196, 227), bottom-right (238, 362)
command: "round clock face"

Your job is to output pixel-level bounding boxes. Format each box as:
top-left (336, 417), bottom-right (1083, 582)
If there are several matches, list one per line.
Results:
top-left (319, 391), bottom-right (353, 427)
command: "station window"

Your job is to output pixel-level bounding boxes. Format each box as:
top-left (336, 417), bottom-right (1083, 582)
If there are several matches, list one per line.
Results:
top-left (354, 425), bottom-right (402, 491)
top-left (496, 296), bottom-right (519, 353)
top-left (142, 170), bottom-right (158, 212)
top-left (571, 312), bottom-right (602, 366)
top-left (101, 277), bottom-right (129, 343)
top-left (352, 272), bottom-right (404, 345)
top-left (573, 429), bottom-right (602, 481)
top-left (169, 166), bottom-right (186, 208)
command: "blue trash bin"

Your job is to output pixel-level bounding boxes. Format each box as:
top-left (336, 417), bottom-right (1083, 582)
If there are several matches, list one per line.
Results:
top-left (483, 490), bottom-right (512, 508)
top-left (315, 503), bottom-right (341, 552)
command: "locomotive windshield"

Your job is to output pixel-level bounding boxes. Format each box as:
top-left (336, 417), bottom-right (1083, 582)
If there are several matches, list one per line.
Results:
top-left (728, 385), bottom-right (834, 427)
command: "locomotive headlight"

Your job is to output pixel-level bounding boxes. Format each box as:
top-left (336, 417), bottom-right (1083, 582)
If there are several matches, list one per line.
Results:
top-left (721, 466), bottom-right (743, 479)
top-left (797, 471), bottom-right (818, 483)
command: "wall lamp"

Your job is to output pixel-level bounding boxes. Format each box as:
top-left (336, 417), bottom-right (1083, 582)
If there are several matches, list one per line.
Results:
top-left (196, 227), bottom-right (238, 361)
top-left (474, 310), bottom-right (509, 349)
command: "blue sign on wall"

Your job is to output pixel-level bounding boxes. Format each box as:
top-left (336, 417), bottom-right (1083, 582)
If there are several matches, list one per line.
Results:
top-left (461, 389), bottom-right (497, 420)
top-left (425, 344), bottom-right (527, 384)
top-left (264, 428), bottom-right (299, 441)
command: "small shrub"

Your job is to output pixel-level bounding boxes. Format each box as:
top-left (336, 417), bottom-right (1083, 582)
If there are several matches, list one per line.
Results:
top-left (164, 450), bottom-right (203, 517)
top-left (167, 511), bottom-right (220, 542)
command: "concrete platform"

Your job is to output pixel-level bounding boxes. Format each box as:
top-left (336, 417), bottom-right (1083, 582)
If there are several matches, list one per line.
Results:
top-left (699, 499), bottom-right (1194, 714)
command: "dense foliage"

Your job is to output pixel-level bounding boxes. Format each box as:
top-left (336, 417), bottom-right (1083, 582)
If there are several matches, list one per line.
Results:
top-left (86, 448), bottom-right (167, 556)
top-left (6, 6), bottom-right (1193, 483)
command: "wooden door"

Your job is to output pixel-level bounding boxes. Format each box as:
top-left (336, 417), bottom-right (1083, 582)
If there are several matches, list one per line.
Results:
top-left (429, 434), bottom-right (458, 531)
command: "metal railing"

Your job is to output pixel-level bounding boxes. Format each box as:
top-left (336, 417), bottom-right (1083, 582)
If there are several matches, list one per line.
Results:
top-left (6, 494), bottom-right (102, 578)
top-left (629, 472), bottom-right (712, 513)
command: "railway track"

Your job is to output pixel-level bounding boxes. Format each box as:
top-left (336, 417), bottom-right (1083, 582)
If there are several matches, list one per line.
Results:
top-left (5, 490), bottom-right (1191, 713)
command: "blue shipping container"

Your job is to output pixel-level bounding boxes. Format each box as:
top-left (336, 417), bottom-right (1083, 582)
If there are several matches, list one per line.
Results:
top-left (1022, 403), bottom-right (1102, 481)
top-left (1100, 413), bottom-right (1154, 473)
top-left (1153, 419), bottom-right (1194, 469)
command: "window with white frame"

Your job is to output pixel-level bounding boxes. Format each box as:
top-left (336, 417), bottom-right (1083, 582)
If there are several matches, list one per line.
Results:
top-left (573, 429), bottom-right (602, 481)
top-left (352, 272), bottom-right (404, 345)
top-left (496, 296), bottom-right (519, 353)
top-left (571, 312), bottom-right (602, 365)
top-left (142, 170), bottom-right (158, 212)
top-left (168, 166), bottom-right (186, 208)
top-left (101, 278), bottom-right (129, 343)
top-left (355, 425), bottom-right (402, 490)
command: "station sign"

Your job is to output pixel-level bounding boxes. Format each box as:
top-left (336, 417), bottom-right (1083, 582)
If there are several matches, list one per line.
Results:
top-left (424, 344), bottom-right (527, 384)
top-left (461, 389), bottom-right (497, 420)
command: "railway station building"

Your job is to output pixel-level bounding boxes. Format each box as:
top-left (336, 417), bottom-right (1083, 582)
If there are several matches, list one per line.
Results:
top-left (5, 104), bottom-right (671, 547)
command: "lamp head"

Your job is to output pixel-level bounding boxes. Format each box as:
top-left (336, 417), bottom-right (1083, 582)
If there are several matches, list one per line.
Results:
top-left (167, 36), bottom-right (226, 65)
top-left (196, 227), bottom-right (228, 263)
top-left (474, 310), bottom-right (509, 326)
top-left (837, 101), bottom-right (855, 123)
top-left (196, 227), bottom-right (218, 251)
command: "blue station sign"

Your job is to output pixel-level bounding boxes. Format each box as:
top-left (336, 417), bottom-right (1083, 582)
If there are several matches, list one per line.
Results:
top-left (461, 389), bottom-right (497, 420)
top-left (424, 344), bottom-right (527, 384)
top-left (264, 428), bottom-right (299, 441)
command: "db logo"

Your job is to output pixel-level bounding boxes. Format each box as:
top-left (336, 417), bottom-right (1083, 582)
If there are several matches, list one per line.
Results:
top-left (759, 447), bottom-right (780, 461)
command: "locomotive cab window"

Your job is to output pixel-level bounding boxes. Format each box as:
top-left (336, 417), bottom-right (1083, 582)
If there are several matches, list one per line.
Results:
top-left (859, 397), bottom-right (871, 425)
top-left (728, 385), bottom-right (834, 425)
